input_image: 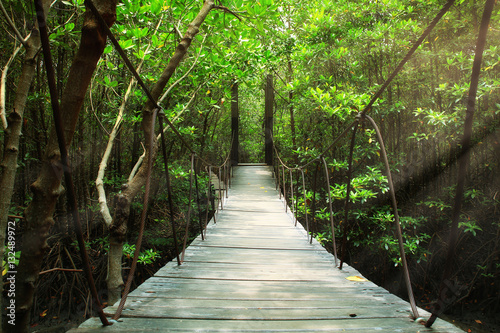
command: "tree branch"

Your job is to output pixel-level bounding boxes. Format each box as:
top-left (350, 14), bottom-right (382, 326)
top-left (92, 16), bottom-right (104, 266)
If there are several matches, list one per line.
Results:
top-left (0, 44), bottom-right (22, 129)
top-left (39, 268), bottom-right (83, 275)
top-left (0, 0), bottom-right (28, 47)
top-left (96, 15), bottom-right (163, 227)
top-left (214, 5), bottom-right (242, 21)
top-left (158, 34), bottom-right (206, 104)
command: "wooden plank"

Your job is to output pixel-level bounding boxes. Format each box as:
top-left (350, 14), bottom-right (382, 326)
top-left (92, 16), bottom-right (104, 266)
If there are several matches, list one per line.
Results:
top-left (70, 166), bottom-right (462, 332)
top-left (103, 305), bottom-right (414, 320)
top-left (74, 317), bottom-right (459, 332)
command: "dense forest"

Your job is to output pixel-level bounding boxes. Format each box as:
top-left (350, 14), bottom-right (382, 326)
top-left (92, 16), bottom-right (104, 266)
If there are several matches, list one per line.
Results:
top-left (0, 0), bottom-right (499, 332)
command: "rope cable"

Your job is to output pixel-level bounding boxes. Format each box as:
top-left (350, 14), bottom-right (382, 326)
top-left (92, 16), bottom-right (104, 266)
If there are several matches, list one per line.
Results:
top-left (321, 156), bottom-right (338, 267)
top-left (181, 154), bottom-right (196, 263)
top-left (365, 115), bottom-right (420, 319)
top-left (84, 0), bottom-right (219, 167)
top-left (339, 122), bottom-right (359, 270)
top-left (362, 0), bottom-right (456, 115)
top-left (158, 115), bottom-right (182, 266)
top-left (112, 107), bottom-right (158, 320)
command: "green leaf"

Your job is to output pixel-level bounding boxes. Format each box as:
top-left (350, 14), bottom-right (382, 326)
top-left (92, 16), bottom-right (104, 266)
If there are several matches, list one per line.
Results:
top-left (151, 0), bottom-right (162, 15)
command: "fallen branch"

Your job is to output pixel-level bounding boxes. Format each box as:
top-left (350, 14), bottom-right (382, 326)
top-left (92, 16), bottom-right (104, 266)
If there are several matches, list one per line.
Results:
top-left (39, 268), bottom-right (83, 275)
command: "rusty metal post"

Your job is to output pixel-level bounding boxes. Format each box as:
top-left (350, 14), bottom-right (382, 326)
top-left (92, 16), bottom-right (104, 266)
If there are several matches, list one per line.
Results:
top-left (265, 74), bottom-right (274, 165)
top-left (340, 122), bottom-right (359, 270)
top-left (300, 168), bottom-right (309, 236)
top-left (181, 154), bottom-right (196, 262)
top-left (282, 165), bottom-right (287, 212)
top-left (231, 81), bottom-right (239, 166)
top-left (289, 169), bottom-right (295, 226)
top-left (310, 161), bottom-right (320, 244)
top-left (321, 156), bottom-right (338, 266)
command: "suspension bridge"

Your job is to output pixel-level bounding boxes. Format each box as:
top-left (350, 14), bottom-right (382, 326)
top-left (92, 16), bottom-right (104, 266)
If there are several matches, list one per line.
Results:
top-left (71, 164), bottom-right (462, 332)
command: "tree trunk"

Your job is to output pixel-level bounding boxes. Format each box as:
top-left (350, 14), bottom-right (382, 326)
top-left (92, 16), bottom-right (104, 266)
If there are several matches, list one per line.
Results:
top-left (106, 0), bottom-right (216, 305)
top-left (14, 1), bottom-right (117, 331)
top-left (0, 1), bottom-right (51, 329)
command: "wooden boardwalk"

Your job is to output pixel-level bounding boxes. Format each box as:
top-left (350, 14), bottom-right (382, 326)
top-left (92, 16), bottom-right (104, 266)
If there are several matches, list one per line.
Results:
top-left (72, 165), bottom-right (462, 332)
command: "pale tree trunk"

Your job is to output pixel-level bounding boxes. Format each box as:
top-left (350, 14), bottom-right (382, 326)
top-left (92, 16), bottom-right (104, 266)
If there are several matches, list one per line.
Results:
top-left (0, 1), bottom-right (50, 330)
top-left (0, 45), bottom-right (22, 129)
top-left (97, 16), bottom-right (161, 228)
top-left (14, 1), bottom-right (117, 331)
top-left (96, 18), bottom-right (160, 303)
top-left (107, 0), bottom-right (216, 305)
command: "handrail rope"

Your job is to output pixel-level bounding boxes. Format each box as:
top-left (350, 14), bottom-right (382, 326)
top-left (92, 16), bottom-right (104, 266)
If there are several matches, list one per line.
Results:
top-left (339, 122), bottom-right (359, 270)
top-left (34, 0), bottom-right (110, 326)
top-left (89, 0), bottom-right (234, 251)
top-left (112, 107), bottom-right (159, 320)
top-left (271, 120), bottom-right (356, 171)
top-left (271, 114), bottom-right (419, 316)
top-left (195, 142), bottom-right (234, 238)
top-left (321, 156), bottom-right (339, 267)
top-left (426, 0), bottom-right (495, 326)
top-left (271, 0), bottom-right (455, 170)
top-left (361, 0), bottom-right (456, 115)
top-left (364, 114), bottom-right (419, 319)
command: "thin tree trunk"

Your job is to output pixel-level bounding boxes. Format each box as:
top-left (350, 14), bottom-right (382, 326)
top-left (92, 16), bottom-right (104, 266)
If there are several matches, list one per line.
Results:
top-left (0, 1), bottom-right (50, 328)
top-left (107, 0), bottom-right (216, 305)
top-left (14, 1), bottom-right (117, 331)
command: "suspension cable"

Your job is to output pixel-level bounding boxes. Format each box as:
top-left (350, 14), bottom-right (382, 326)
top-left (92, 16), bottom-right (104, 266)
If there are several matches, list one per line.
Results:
top-left (362, 0), bottom-right (456, 115)
top-left (83, 0), bottom-right (215, 166)
top-left (194, 158), bottom-right (205, 241)
top-left (181, 154), bottom-right (196, 263)
top-left (158, 114), bottom-right (182, 266)
top-left (364, 115), bottom-right (419, 319)
top-left (33, 0), bottom-right (110, 325)
top-left (299, 168), bottom-right (309, 237)
top-left (339, 121), bottom-right (359, 270)
top-left (289, 169), bottom-right (295, 225)
top-left (321, 156), bottom-right (338, 267)
top-left (112, 107), bottom-right (159, 320)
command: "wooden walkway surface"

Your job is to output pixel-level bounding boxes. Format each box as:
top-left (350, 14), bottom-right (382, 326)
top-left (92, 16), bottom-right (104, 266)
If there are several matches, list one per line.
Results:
top-left (72, 165), bottom-right (462, 332)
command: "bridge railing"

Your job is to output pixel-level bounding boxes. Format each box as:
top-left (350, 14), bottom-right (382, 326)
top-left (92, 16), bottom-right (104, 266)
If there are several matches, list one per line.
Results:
top-left (36, 0), bottom-right (234, 325)
top-left (268, 1), bottom-right (482, 326)
top-left (271, 113), bottom-right (420, 320)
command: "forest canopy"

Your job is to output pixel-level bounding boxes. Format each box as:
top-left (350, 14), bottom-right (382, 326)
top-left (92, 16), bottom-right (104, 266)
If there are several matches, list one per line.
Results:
top-left (0, 0), bottom-right (499, 331)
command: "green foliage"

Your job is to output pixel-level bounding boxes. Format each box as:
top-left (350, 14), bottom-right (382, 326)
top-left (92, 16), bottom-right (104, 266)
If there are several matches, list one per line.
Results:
top-left (123, 244), bottom-right (161, 265)
top-left (459, 218), bottom-right (483, 236)
top-left (2, 247), bottom-right (21, 276)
